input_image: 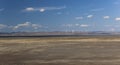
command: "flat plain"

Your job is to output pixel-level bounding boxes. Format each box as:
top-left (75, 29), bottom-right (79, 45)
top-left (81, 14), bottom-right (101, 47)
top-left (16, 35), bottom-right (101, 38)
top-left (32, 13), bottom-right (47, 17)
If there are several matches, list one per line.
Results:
top-left (1, 35), bottom-right (120, 65)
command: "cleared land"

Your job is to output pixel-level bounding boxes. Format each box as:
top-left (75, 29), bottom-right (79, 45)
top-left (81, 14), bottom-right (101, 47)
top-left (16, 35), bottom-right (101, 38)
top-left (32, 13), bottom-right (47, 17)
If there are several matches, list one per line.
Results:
top-left (0, 36), bottom-right (120, 65)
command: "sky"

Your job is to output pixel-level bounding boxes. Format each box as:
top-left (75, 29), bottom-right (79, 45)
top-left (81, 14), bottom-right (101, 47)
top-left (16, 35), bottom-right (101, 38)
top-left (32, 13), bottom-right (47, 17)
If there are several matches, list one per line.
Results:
top-left (0, 0), bottom-right (120, 32)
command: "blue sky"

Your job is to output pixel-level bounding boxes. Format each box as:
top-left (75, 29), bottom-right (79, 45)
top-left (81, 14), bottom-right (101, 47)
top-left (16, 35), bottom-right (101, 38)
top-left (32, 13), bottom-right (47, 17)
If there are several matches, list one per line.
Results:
top-left (0, 0), bottom-right (120, 32)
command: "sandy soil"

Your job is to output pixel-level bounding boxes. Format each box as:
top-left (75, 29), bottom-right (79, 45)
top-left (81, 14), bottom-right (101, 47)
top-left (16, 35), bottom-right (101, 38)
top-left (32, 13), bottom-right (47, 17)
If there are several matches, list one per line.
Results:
top-left (0, 36), bottom-right (120, 65)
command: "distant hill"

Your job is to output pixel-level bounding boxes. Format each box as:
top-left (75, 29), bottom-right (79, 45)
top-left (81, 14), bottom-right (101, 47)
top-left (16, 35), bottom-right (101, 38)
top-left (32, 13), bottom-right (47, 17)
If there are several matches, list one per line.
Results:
top-left (0, 31), bottom-right (120, 37)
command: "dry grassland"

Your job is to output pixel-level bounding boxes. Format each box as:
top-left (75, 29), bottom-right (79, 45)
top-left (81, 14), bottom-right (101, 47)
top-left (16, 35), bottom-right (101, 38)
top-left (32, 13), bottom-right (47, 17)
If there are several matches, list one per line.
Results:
top-left (0, 36), bottom-right (120, 65)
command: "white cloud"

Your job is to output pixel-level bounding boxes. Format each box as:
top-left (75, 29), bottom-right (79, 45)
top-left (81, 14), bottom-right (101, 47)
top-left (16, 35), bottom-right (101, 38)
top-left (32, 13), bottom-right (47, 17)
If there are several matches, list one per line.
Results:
top-left (25, 7), bottom-right (34, 12)
top-left (103, 16), bottom-right (110, 19)
top-left (63, 24), bottom-right (89, 28)
top-left (13, 22), bottom-right (31, 30)
top-left (0, 8), bottom-right (4, 12)
top-left (75, 24), bottom-right (79, 26)
top-left (75, 17), bottom-right (83, 20)
top-left (0, 24), bottom-right (7, 29)
top-left (80, 24), bottom-right (89, 27)
top-left (32, 24), bottom-right (42, 29)
top-left (115, 17), bottom-right (120, 21)
top-left (91, 8), bottom-right (104, 12)
top-left (87, 15), bottom-right (93, 18)
top-left (42, 6), bottom-right (66, 10)
top-left (111, 28), bottom-right (115, 32)
top-left (24, 6), bottom-right (66, 12)
top-left (13, 22), bottom-right (42, 30)
top-left (63, 24), bottom-right (73, 27)
top-left (39, 8), bottom-right (45, 12)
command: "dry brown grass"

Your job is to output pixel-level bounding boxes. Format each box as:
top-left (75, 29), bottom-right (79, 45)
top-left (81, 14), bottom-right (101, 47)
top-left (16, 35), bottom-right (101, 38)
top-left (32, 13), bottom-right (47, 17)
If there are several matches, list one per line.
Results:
top-left (0, 36), bottom-right (120, 65)
top-left (1, 36), bottom-right (120, 43)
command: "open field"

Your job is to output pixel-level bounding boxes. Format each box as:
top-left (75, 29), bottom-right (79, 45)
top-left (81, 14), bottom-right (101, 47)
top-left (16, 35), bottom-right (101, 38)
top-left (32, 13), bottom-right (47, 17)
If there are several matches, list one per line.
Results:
top-left (1, 36), bottom-right (120, 65)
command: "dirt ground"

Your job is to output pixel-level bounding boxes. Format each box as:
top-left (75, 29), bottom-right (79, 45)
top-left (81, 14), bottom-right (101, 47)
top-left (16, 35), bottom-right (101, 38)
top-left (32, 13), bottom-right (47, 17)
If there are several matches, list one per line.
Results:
top-left (0, 36), bottom-right (120, 65)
